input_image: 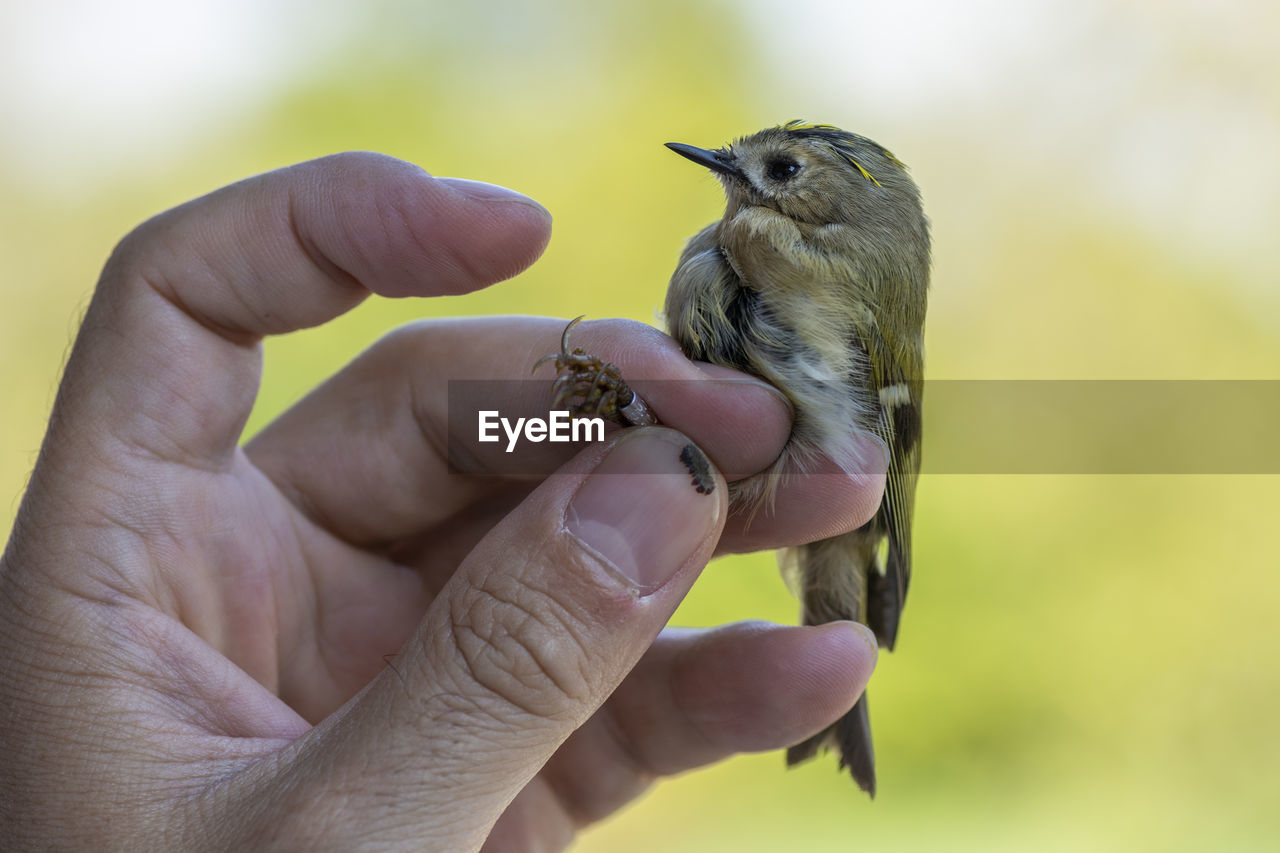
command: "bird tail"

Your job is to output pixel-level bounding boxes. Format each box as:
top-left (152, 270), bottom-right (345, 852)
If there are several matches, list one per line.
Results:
top-left (783, 530), bottom-right (880, 797)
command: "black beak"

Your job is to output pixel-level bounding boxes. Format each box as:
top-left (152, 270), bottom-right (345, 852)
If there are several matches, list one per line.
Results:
top-left (665, 142), bottom-right (742, 179)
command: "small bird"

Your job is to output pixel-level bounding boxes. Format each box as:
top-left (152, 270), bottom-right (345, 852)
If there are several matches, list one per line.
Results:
top-left (539, 122), bottom-right (929, 796)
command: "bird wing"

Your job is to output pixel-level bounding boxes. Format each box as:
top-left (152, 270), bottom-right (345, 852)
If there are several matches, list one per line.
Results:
top-left (864, 345), bottom-right (923, 651)
top-left (664, 222), bottom-right (755, 368)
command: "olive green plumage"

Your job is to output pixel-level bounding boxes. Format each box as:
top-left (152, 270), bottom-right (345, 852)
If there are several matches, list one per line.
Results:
top-left (664, 122), bottom-right (930, 797)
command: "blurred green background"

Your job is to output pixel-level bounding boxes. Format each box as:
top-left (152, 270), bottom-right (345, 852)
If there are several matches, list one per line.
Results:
top-left (3, 1), bottom-right (1278, 850)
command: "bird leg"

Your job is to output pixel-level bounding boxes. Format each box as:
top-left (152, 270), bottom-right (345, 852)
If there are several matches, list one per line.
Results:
top-left (532, 317), bottom-right (658, 427)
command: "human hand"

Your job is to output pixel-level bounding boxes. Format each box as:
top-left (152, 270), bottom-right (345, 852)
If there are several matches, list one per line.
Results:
top-left (0, 153), bottom-right (882, 850)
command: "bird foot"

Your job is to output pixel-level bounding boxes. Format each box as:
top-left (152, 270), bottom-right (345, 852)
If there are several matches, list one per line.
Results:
top-left (532, 317), bottom-right (657, 426)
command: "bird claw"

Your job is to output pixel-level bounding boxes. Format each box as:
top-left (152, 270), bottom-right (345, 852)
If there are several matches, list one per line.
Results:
top-left (533, 316), bottom-right (657, 426)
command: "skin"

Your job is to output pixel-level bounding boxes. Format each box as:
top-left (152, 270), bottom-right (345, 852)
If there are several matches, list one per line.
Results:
top-left (0, 153), bottom-right (883, 851)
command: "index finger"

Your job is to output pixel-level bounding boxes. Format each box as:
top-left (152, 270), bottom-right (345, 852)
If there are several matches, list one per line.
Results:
top-left (47, 152), bottom-right (552, 475)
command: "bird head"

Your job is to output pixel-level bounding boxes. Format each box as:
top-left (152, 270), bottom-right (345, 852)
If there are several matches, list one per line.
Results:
top-left (666, 121), bottom-right (921, 228)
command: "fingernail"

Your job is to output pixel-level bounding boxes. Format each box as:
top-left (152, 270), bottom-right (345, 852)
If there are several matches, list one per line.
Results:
top-left (817, 622), bottom-right (879, 694)
top-left (693, 362), bottom-right (795, 418)
top-left (818, 432), bottom-right (890, 480)
top-left (438, 177), bottom-right (549, 213)
top-left (840, 621), bottom-right (881, 662)
top-left (851, 430), bottom-right (890, 477)
top-left (567, 428), bottom-right (722, 593)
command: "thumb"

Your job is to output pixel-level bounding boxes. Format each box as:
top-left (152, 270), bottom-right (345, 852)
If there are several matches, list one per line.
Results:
top-left (258, 428), bottom-right (725, 849)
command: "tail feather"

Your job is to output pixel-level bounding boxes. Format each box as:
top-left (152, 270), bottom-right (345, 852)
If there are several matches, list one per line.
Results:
top-left (784, 529), bottom-right (882, 795)
top-left (786, 694), bottom-right (876, 797)
top-left (837, 694), bottom-right (876, 797)
top-left (866, 561), bottom-right (902, 651)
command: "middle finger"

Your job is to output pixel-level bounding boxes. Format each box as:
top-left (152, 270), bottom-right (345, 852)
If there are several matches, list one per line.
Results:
top-left (247, 315), bottom-right (794, 548)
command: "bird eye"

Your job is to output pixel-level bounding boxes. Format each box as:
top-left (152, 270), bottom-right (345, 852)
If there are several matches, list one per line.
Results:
top-left (766, 159), bottom-right (801, 182)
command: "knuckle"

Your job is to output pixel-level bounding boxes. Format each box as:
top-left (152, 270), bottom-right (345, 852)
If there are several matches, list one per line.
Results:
top-left (441, 569), bottom-right (596, 723)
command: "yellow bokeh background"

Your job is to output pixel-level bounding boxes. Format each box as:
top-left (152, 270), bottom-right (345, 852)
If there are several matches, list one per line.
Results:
top-left (3, 1), bottom-right (1278, 850)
